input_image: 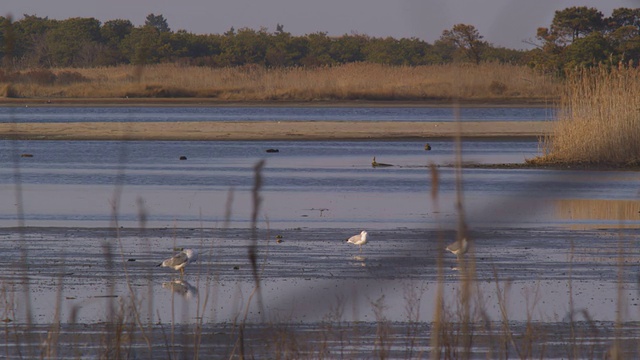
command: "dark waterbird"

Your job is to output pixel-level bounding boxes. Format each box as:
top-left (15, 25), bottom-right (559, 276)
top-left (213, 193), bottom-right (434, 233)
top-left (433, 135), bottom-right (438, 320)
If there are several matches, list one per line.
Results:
top-left (371, 157), bottom-right (393, 167)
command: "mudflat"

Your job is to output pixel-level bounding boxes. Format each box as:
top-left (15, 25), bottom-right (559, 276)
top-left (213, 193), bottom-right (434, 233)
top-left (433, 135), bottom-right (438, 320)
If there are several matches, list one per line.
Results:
top-left (0, 121), bottom-right (551, 141)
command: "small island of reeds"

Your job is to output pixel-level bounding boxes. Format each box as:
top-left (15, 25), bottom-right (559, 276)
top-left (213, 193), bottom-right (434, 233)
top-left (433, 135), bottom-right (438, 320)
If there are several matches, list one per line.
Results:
top-left (529, 64), bottom-right (640, 168)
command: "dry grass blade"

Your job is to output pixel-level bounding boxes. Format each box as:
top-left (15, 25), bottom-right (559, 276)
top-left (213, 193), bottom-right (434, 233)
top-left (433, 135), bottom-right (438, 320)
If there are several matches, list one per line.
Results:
top-left (235, 159), bottom-right (266, 359)
top-left (249, 160), bottom-right (265, 283)
top-left (429, 163), bottom-right (446, 359)
top-left (453, 102), bottom-right (474, 359)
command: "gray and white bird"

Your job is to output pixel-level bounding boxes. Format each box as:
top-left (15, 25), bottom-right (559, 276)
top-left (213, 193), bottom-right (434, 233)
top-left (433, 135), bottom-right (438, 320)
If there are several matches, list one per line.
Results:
top-left (346, 230), bottom-right (368, 252)
top-left (446, 237), bottom-right (468, 259)
top-left (158, 248), bottom-right (198, 278)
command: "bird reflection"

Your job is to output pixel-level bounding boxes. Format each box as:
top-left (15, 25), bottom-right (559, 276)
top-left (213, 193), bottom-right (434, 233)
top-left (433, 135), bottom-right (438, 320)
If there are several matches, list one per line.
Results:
top-left (162, 279), bottom-right (198, 299)
top-left (351, 255), bottom-right (366, 267)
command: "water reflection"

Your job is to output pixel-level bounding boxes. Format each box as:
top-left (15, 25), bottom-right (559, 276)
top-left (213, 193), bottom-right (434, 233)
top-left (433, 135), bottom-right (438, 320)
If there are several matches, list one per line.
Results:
top-left (351, 255), bottom-right (366, 267)
top-left (162, 280), bottom-right (198, 300)
top-left (0, 106), bottom-right (553, 123)
top-left (555, 198), bottom-right (640, 228)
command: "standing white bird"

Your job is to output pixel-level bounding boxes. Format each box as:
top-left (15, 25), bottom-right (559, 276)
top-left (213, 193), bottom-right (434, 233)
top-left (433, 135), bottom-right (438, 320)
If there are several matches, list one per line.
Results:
top-left (446, 237), bottom-right (468, 259)
top-left (346, 231), bottom-right (368, 252)
top-left (158, 248), bottom-right (198, 278)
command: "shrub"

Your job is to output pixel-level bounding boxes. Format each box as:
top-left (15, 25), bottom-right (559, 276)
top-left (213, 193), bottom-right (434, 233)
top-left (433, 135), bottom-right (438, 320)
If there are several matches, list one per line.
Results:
top-left (0, 84), bottom-right (19, 97)
top-left (0, 69), bottom-right (19, 83)
top-left (56, 71), bottom-right (89, 85)
top-left (488, 80), bottom-right (507, 95)
top-left (21, 69), bottom-right (57, 85)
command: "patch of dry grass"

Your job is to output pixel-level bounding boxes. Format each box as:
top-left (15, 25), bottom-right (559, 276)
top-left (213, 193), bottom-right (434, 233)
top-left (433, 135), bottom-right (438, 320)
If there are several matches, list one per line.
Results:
top-left (531, 64), bottom-right (640, 166)
top-left (1, 63), bottom-right (559, 102)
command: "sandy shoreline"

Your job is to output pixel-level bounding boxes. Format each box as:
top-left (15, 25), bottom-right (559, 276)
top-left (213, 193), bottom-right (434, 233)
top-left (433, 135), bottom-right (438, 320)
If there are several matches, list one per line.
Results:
top-left (0, 97), bottom-right (556, 107)
top-left (0, 121), bottom-right (551, 141)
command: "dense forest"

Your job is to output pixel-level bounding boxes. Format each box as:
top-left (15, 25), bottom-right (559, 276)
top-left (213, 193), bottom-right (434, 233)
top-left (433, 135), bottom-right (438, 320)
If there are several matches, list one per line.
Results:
top-left (0, 7), bottom-right (638, 74)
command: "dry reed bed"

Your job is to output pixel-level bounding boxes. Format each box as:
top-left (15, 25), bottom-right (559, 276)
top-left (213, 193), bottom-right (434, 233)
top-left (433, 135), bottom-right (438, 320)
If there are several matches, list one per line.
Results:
top-left (532, 65), bottom-right (640, 166)
top-left (2, 63), bottom-right (559, 101)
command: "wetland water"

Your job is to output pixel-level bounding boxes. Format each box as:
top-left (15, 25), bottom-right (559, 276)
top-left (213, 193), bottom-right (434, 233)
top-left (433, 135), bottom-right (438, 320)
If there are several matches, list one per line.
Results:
top-left (1, 106), bottom-right (639, 358)
top-left (0, 105), bottom-right (554, 123)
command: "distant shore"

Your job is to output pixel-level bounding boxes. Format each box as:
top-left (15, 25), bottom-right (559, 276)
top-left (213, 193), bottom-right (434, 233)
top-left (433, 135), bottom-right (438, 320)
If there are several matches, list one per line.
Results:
top-left (0, 120), bottom-right (551, 141)
top-left (0, 97), bottom-right (554, 141)
top-left (0, 97), bottom-right (555, 108)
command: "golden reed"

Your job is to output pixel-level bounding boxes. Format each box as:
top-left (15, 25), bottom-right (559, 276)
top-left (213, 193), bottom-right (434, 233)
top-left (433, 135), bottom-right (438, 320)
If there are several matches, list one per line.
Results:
top-left (1, 63), bottom-right (558, 102)
top-left (533, 64), bottom-right (640, 166)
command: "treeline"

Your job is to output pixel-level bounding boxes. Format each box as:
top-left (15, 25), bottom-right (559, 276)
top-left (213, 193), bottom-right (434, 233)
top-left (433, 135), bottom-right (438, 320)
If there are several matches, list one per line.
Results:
top-left (0, 14), bottom-right (523, 68)
top-left (531, 7), bottom-right (640, 74)
top-left (0, 7), bottom-right (638, 74)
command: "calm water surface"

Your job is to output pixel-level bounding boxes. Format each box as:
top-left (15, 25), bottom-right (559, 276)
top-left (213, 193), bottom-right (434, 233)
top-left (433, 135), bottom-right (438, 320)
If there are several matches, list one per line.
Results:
top-left (0, 106), bottom-right (555, 123)
top-left (1, 139), bottom-right (639, 229)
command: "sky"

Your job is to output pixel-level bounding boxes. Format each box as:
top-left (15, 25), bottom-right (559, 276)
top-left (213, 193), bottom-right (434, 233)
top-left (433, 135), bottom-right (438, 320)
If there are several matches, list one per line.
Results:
top-left (4, 0), bottom-right (639, 49)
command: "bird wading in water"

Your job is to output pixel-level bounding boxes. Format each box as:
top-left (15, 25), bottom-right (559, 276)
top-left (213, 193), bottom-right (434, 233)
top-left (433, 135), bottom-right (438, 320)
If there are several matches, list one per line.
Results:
top-left (347, 231), bottom-right (369, 252)
top-left (158, 248), bottom-right (199, 278)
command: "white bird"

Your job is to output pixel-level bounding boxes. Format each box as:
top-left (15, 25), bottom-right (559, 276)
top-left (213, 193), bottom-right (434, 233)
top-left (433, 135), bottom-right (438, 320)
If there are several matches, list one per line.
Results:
top-left (158, 249), bottom-right (198, 278)
top-left (346, 231), bottom-right (368, 252)
top-left (446, 237), bottom-right (468, 259)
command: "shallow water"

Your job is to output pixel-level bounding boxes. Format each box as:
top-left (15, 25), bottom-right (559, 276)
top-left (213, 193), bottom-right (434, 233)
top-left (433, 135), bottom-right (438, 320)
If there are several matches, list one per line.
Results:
top-left (2, 224), bottom-right (639, 357)
top-left (0, 106), bottom-right (555, 123)
top-left (2, 227), bottom-right (639, 325)
top-left (2, 139), bottom-right (534, 227)
top-left (1, 139), bottom-right (639, 229)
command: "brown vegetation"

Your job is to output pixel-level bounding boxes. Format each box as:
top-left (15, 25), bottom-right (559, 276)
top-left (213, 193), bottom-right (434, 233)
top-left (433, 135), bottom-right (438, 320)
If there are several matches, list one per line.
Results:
top-left (531, 64), bottom-right (640, 166)
top-left (0, 63), bottom-right (559, 102)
